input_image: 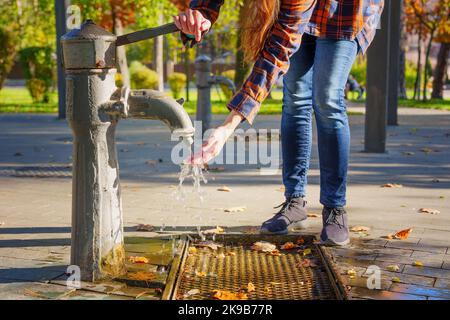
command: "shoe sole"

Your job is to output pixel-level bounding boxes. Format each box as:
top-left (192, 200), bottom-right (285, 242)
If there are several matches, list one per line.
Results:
top-left (320, 237), bottom-right (350, 246)
top-left (260, 219), bottom-right (308, 235)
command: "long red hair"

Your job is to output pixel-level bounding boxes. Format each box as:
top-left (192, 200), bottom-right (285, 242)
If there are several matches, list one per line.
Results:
top-left (240, 0), bottom-right (280, 63)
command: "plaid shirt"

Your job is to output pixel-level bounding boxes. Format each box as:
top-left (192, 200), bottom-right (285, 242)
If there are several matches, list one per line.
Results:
top-left (187, 0), bottom-right (384, 124)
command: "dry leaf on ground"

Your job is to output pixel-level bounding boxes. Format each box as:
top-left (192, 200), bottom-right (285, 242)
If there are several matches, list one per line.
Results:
top-left (307, 213), bottom-right (320, 218)
top-left (387, 228), bottom-right (413, 240)
top-left (212, 290), bottom-right (248, 300)
top-left (247, 282), bottom-right (256, 292)
top-left (347, 269), bottom-right (357, 278)
top-left (224, 206), bottom-right (246, 213)
top-left (420, 147), bottom-right (439, 153)
top-left (381, 183), bottom-right (403, 188)
top-left (268, 250), bottom-right (282, 256)
top-left (296, 238), bottom-right (305, 245)
top-left (217, 186), bottom-right (232, 192)
top-left (195, 271), bottom-right (207, 277)
top-left (280, 242), bottom-right (297, 250)
top-left (297, 259), bottom-right (317, 268)
top-left (391, 277), bottom-right (401, 283)
top-left (128, 256), bottom-right (149, 264)
top-left (251, 241), bottom-right (277, 252)
top-left (298, 248), bottom-right (312, 256)
top-left (127, 271), bottom-right (156, 281)
top-left (203, 226), bottom-right (225, 234)
top-left (188, 247), bottom-right (197, 254)
top-left (350, 226), bottom-right (370, 232)
top-left (195, 241), bottom-right (222, 251)
top-left (413, 261), bottom-right (423, 267)
top-left (183, 289), bottom-right (200, 298)
top-left (136, 224), bottom-right (154, 232)
top-left (387, 265), bottom-right (400, 272)
top-left (146, 160), bottom-right (158, 166)
top-left (136, 141), bottom-right (146, 146)
top-left (418, 208), bottom-right (440, 215)
top-left (402, 151), bottom-right (415, 156)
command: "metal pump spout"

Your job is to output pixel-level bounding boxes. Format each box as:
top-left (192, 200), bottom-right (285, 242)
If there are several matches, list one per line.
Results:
top-left (210, 75), bottom-right (236, 94)
top-left (126, 89), bottom-right (195, 141)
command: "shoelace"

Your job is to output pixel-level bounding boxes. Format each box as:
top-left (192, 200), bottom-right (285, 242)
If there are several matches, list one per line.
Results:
top-left (325, 208), bottom-right (346, 229)
top-left (273, 198), bottom-right (301, 215)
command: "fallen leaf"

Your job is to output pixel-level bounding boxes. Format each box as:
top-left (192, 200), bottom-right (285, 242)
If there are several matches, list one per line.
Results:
top-left (227, 251), bottom-right (236, 257)
top-left (247, 282), bottom-right (256, 293)
top-left (402, 151), bottom-right (415, 156)
top-left (128, 256), bottom-right (149, 264)
top-left (136, 141), bottom-right (146, 146)
top-left (264, 286), bottom-right (271, 294)
top-left (347, 269), bottom-right (357, 279)
top-left (350, 226), bottom-right (371, 232)
top-left (296, 238), bottom-right (305, 245)
top-left (420, 147), bottom-right (439, 154)
top-left (212, 290), bottom-right (247, 300)
top-left (381, 183), bottom-right (403, 188)
top-left (195, 271), bottom-right (207, 277)
top-left (195, 241), bottom-right (222, 251)
top-left (307, 213), bottom-right (320, 218)
top-left (391, 277), bottom-right (401, 283)
top-left (297, 259), bottom-right (317, 268)
top-left (388, 228), bottom-right (413, 240)
top-left (387, 265), bottom-right (400, 272)
top-left (146, 160), bottom-right (158, 166)
top-left (183, 289), bottom-right (200, 298)
top-left (280, 242), bottom-right (297, 250)
top-left (268, 250), bottom-right (281, 256)
top-left (418, 208), bottom-right (440, 215)
top-left (217, 186), bottom-right (232, 192)
top-left (188, 247), bottom-right (197, 254)
top-left (136, 224), bottom-right (154, 232)
top-left (413, 261), bottom-right (423, 267)
top-left (203, 226), bottom-right (225, 234)
top-left (299, 248), bottom-right (312, 256)
top-left (127, 271), bottom-right (156, 281)
top-left (224, 206), bottom-right (246, 213)
top-left (251, 241), bottom-right (277, 252)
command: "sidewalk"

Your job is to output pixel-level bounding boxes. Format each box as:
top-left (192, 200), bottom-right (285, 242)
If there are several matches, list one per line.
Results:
top-left (0, 105), bottom-right (449, 300)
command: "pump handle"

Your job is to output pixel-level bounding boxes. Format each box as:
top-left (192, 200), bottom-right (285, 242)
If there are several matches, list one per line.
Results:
top-left (116, 23), bottom-right (179, 47)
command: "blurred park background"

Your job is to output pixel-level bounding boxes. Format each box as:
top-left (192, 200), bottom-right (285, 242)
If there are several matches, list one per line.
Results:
top-left (0, 0), bottom-right (448, 116)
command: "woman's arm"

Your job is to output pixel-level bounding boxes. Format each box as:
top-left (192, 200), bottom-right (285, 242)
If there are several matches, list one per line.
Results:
top-left (228, 0), bottom-right (317, 124)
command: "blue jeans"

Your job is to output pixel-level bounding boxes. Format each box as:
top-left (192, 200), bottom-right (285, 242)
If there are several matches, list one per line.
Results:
top-left (281, 34), bottom-right (358, 208)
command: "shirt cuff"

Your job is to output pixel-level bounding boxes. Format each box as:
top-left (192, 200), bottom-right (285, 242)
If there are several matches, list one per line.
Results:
top-left (227, 90), bottom-right (261, 125)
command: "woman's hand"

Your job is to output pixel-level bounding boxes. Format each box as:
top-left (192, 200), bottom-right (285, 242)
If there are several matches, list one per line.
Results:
top-left (188, 110), bottom-right (244, 165)
top-left (174, 9), bottom-right (212, 42)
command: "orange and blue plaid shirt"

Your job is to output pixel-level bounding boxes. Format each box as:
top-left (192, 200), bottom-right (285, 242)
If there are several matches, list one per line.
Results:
top-left (186, 0), bottom-right (384, 123)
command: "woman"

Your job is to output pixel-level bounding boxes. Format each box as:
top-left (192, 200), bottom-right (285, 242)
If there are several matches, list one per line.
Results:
top-left (174, 0), bottom-right (384, 246)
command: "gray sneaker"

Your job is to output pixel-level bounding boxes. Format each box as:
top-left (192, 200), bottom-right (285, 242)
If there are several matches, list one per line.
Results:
top-left (320, 207), bottom-right (350, 246)
top-left (260, 197), bottom-right (308, 235)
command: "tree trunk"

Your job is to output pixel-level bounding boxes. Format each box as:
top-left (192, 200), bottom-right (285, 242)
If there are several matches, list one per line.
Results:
top-left (112, 10), bottom-right (130, 88)
top-left (398, 8), bottom-right (408, 99)
top-left (234, 0), bottom-right (251, 88)
top-left (431, 43), bottom-right (449, 99)
top-left (422, 33), bottom-right (434, 101)
top-left (154, 12), bottom-right (164, 92)
top-left (413, 30), bottom-right (422, 100)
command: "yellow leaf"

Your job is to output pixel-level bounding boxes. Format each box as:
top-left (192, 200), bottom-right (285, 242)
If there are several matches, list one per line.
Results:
top-left (188, 247), bottom-right (197, 254)
top-left (128, 256), bottom-right (149, 264)
top-left (217, 186), bottom-right (232, 192)
top-left (307, 213), bottom-right (320, 218)
top-left (387, 265), bottom-right (400, 272)
top-left (418, 208), bottom-right (440, 215)
top-left (195, 271), bottom-right (207, 277)
top-left (350, 226), bottom-right (370, 232)
top-left (224, 206), bottom-right (246, 213)
top-left (247, 282), bottom-right (256, 292)
top-left (381, 183), bottom-right (403, 188)
top-left (212, 290), bottom-right (247, 300)
top-left (413, 261), bottom-right (424, 267)
top-left (302, 248), bottom-right (312, 256)
top-left (391, 277), bottom-right (401, 283)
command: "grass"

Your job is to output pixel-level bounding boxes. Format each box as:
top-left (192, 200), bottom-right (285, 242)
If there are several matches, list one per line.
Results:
top-left (1, 86), bottom-right (448, 115)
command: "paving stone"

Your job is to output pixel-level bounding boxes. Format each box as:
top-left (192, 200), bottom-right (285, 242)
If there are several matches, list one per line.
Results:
top-left (434, 278), bottom-right (450, 290)
top-left (390, 283), bottom-right (450, 300)
top-left (385, 239), bottom-right (446, 254)
top-left (375, 253), bottom-right (444, 268)
top-left (349, 286), bottom-right (427, 300)
top-left (0, 265), bottom-right (66, 282)
top-left (403, 265), bottom-right (450, 280)
top-left (442, 262), bottom-right (450, 270)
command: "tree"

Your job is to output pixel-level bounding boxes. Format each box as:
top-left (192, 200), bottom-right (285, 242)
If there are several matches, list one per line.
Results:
top-left (431, 43), bottom-right (449, 99)
top-left (405, 0), bottom-right (450, 100)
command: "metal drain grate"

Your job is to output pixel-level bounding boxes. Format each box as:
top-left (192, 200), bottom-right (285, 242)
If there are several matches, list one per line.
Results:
top-left (164, 234), bottom-right (346, 300)
top-left (0, 165), bottom-right (72, 178)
